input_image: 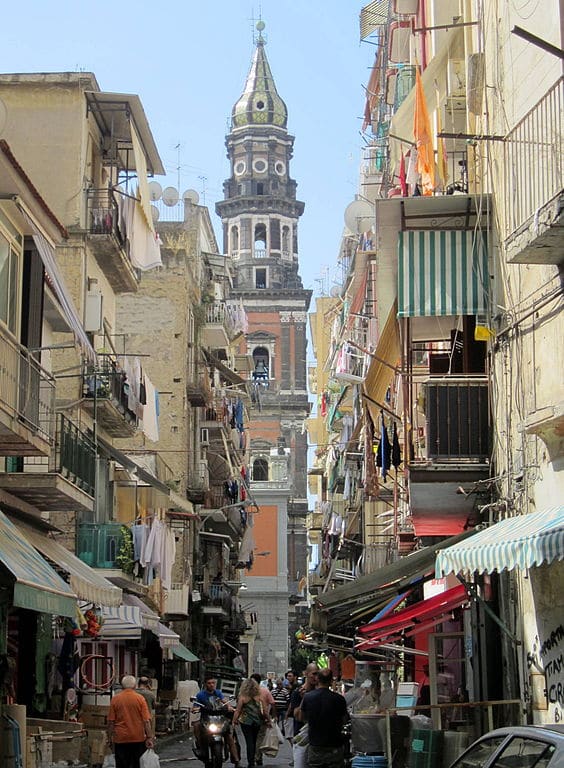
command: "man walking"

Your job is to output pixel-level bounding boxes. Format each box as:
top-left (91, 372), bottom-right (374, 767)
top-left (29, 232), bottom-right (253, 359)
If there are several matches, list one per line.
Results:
top-left (300, 668), bottom-right (348, 768)
top-left (288, 662), bottom-right (318, 737)
top-left (107, 675), bottom-right (154, 768)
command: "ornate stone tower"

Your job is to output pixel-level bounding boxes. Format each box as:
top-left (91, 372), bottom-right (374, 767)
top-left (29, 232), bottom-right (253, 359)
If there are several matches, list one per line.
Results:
top-left (216, 22), bottom-right (311, 675)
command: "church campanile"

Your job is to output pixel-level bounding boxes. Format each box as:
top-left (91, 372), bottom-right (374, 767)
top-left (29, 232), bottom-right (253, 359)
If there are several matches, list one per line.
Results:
top-left (216, 21), bottom-right (311, 673)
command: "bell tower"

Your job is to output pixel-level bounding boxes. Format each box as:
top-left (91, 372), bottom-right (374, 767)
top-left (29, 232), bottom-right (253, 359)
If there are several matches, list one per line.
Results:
top-left (216, 21), bottom-right (311, 676)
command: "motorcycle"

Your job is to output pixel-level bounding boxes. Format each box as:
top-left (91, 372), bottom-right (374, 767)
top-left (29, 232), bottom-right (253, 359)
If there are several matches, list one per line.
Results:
top-left (191, 697), bottom-right (239, 768)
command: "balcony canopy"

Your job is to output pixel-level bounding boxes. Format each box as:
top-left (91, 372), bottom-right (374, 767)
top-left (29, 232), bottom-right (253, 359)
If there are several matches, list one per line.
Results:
top-left (17, 523), bottom-right (122, 607)
top-left (436, 506), bottom-right (564, 576)
top-left (0, 509), bottom-right (76, 617)
top-left (398, 229), bottom-right (490, 318)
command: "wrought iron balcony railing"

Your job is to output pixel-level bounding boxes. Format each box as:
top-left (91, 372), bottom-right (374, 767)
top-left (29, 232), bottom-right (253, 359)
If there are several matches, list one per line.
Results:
top-left (504, 77), bottom-right (563, 242)
top-left (0, 326), bottom-right (55, 451)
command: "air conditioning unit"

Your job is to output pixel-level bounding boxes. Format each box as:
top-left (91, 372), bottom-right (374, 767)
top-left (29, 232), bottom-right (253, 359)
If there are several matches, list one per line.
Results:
top-left (447, 59), bottom-right (466, 98)
top-left (200, 428), bottom-right (209, 446)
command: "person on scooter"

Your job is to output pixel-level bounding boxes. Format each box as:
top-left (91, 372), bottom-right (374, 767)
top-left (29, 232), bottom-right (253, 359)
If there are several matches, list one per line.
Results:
top-left (192, 675), bottom-right (240, 766)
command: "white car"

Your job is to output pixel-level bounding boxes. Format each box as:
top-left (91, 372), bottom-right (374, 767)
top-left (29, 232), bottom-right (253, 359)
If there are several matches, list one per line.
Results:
top-left (448, 725), bottom-right (564, 768)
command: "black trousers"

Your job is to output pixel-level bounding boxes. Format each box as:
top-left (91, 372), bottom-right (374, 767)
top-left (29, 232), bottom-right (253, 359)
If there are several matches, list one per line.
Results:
top-left (114, 741), bottom-right (146, 768)
top-left (240, 721), bottom-right (261, 767)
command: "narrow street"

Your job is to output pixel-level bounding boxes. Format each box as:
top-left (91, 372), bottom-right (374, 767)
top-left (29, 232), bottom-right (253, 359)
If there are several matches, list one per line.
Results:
top-left (156, 730), bottom-right (294, 768)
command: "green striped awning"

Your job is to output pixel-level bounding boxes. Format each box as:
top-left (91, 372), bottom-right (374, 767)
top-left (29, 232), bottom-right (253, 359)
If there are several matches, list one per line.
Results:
top-left (398, 230), bottom-right (489, 317)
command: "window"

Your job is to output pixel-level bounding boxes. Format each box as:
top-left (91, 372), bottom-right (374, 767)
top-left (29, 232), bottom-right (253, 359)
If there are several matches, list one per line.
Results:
top-left (234, 160), bottom-right (246, 176)
top-left (256, 183), bottom-right (264, 195)
top-left (253, 158), bottom-right (267, 173)
top-left (255, 268), bottom-right (267, 289)
top-left (231, 225), bottom-right (239, 253)
top-left (252, 346), bottom-right (270, 383)
top-left (0, 228), bottom-right (20, 335)
top-left (253, 457), bottom-right (269, 481)
top-left (254, 223), bottom-right (267, 258)
top-left (492, 737), bottom-right (556, 768)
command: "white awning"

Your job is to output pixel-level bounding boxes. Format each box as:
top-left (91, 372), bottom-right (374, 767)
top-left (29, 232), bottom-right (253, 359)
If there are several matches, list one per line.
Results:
top-left (153, 622), bottom-right (180, 649)
top-left (17, 202), bottom-right (97, 362)
top-left (436, 507), bottom-right (564, 576)
top-left (19, 525), bottom-right (122, 607)
top-left (100, 603), bottom-right (142, 639)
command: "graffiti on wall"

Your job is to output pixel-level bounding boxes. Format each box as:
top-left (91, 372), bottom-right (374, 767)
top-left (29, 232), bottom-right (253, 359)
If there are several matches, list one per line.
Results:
top-left (527, 623), bottom-right (564, 720)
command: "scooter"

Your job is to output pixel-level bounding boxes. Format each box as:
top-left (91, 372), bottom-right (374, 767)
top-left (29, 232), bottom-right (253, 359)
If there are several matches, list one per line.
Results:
top-left (191, 697), bottom-right (238, 768)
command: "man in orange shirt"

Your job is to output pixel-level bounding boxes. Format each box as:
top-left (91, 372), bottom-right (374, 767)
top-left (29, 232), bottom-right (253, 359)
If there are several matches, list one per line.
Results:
top-left (107, 675), bottom-right (155, 768)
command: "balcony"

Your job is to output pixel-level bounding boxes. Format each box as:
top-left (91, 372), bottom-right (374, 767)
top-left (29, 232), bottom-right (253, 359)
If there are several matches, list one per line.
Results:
top-left (504, 77), bottom-right (564, 264)
top-left (82, 355), bottom-right (138, 437)
top-left (164, 583), bottom-right (190, 617)
top-left (423, 377), bottom-right (489, 463)
top-left (0, 328), bottom-right (55, 456)
top-left (200, 301), bottom-right (247, 349)
top-left (85, 189), bottom-right (138, 292)
top-left (199, 583), bottom-right (232, 619)
top-left (0, 416), bottom-right (95, 512)
top-left (334, 344), bottom-right (367, 384)
top-left (186, 368), bottom-right (211, 407)
top-left (77, 522), bottom-right (125, 569)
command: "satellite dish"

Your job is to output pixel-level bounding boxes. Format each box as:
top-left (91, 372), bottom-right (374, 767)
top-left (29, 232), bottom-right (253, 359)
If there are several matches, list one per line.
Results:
top-left (344, 198), bottom-right (373, 234)
top-left (148, 181), bottom-right (162, 201)
top-left (162, 186), bottom-right (179, 206)
top-left (150, 204), bottom-right (160, 223)
top-left (182, 188), bottom-right (200, 205)
top-left (330, 286), bottom-right (342, 298)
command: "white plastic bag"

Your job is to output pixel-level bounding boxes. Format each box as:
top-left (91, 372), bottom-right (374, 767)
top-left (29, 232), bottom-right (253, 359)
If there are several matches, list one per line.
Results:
top-left (102, 756), bottom-right (116, 768)
top-left (275, 720), bottom-right (285, 744)
top-left (258, 721), bottom-right (279, 757)
top-left (140, 748), bottom-right (160, 768)
top-left (293, 741), bottom-right (308, 768)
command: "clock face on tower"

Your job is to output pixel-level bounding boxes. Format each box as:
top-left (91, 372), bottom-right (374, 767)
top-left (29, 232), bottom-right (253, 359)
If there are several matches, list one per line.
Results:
top-left (234, 161), bottom-right (246, 176)
top-left (274, 161), bottom-right (286, 176)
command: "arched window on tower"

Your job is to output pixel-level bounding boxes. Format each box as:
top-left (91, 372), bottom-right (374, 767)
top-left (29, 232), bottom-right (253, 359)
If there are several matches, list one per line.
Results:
top-left (252, 346), bottom-right (270, 385)
top-left (282, 225), bottom-right (290, 258)
top-left (231, 225), bottom-right (239, 256)
top-left (252, 456), bottom-right (269, 481)
top-left (254, 223), bottom-right (267, 259)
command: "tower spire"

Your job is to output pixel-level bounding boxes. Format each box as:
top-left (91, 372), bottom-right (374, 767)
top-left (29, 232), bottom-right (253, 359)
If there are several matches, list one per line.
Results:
top-left (231, 20), bottom-right (287, 130)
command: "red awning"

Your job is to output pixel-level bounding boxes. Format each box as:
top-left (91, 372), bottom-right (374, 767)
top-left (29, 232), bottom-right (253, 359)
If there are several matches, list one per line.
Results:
top-left (355, 584), bottom-right (469, 649)
top-left (411, 515), bottom-right (469, 537)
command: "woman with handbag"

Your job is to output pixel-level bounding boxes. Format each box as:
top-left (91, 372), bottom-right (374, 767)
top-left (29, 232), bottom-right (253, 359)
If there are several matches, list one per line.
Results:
top-left (232, 677), bottom-right (270, 768)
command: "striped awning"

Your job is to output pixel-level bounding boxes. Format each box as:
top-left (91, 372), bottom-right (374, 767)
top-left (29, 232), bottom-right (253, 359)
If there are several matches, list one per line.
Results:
top-left (398, 230), bottom-right (489, 317)
top-left (360, 0), bottom-right (389, 39)
top-left (153, 621), bottom-right (181, 649)
top-left (100, 603), bottom-right (143, 639)
top-left (436, 507), bottom-right (564, 576)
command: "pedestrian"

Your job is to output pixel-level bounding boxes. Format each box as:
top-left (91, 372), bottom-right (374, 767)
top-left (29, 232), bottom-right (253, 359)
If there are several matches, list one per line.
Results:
top-left (232, 677), bottom-right (270, 768)
top-left (300, 668), bottom-right (348, 768)
top-left (271, 678), bottom-right (289, 735)
top-left (284, 669), bottom-right (298, 692)
top-left (107, 674), bottom-right (154, 768)
top-left (249, 672), bottom-right (276, 765)
top-left (287, 663), bottom-right (318, 738)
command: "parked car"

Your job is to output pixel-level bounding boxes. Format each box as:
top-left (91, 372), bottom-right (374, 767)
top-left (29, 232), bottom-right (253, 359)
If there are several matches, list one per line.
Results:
top-left (448, 725), bottom-right (564, 768)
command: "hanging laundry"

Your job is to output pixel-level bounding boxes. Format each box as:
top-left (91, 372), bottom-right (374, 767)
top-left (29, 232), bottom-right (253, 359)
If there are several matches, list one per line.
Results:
top-left (392, 422), bottom-right (402, 469)
top-left (376, 413), bottom-right (392, 481)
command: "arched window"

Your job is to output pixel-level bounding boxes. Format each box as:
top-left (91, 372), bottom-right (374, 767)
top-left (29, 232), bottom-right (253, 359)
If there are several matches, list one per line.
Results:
top-left (231, 225), bottom-right (239, 254)
top-left (252, 456), bottom-right (269, 481)
top-left (282, 225), bottom-right (290, 253)
top-left (254, 223), bottom-right (267, 258)
top-left (252, 346), bottom-right (270, 381)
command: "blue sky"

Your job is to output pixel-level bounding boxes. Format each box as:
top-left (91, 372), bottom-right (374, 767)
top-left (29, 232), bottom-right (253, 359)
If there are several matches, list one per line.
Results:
top-left (3, 1), bottom-right (372, 307)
